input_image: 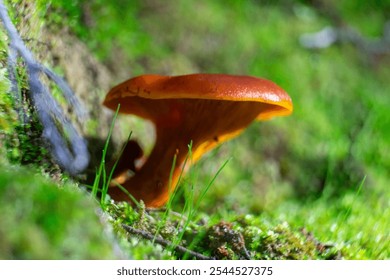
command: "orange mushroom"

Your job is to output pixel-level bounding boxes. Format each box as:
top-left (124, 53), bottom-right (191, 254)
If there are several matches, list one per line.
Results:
top-left (103, 74), bottom-right (293, 207)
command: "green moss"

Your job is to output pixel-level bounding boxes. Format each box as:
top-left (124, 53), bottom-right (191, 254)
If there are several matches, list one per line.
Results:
top-left (0, 164), bottom-right (121, 259)
top-left (107, 201), bottom-right (338, 260)
top-left (241, 217), bottom-right (340, 260)
top-left (272, 186), bottom-right (390, 259)
top-left (0, 69), bottom-right (16, 134)
top-left (0, 1), bottom-right (66, 171)
top-left (0, 69), bottom-right (51, 168)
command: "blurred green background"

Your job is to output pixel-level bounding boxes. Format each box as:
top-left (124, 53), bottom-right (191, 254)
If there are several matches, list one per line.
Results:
top-left (1, 0), bottom-right (389, 259)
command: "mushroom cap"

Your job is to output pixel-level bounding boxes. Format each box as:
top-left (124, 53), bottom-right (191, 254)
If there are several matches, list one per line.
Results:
top-left (103, 73), bottom-right (293, 121)
top-left (104, 73), bottom-right (293, 164)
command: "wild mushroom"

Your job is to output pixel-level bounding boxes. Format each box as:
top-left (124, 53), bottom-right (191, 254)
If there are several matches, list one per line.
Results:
top-left (103, 74), bottom-right (293, 207)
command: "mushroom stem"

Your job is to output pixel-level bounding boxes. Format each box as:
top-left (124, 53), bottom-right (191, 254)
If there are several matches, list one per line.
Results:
top-left (108, 99), bottom-right (273, 207)
top-left (109, 128), bottom-right (190, 208)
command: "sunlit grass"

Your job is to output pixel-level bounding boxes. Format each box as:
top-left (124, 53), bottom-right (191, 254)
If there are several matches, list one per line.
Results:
top-left (89, 104), bottom-right (142, 208)
top-left (91, 105), bottom-right (120, 202)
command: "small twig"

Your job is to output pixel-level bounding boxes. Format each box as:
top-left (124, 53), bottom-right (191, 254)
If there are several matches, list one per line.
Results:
top-left (122, 224), bottom-right (214, 260)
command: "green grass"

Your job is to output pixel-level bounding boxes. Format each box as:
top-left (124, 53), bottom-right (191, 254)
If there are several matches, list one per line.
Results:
top-left (1, 0), bottom-right (389, 259)
top-left (167, 145), bottom-right (232, 256)
top-left (91, 104), bottom-right (120, 201)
